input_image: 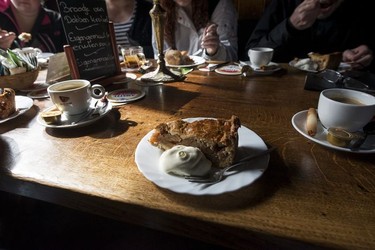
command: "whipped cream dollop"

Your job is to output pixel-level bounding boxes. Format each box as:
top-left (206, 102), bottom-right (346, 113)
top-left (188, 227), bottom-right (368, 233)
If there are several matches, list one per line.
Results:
top-left (159, 145), bottom-right (212, 177)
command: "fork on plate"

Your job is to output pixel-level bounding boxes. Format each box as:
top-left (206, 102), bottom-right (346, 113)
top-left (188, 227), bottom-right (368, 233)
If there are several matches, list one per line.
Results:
top-left (185, 147), bottom-right (276, 185)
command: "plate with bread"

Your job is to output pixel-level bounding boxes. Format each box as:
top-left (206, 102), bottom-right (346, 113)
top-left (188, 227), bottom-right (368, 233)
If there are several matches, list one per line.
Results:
top-left (290, 52), bottom-right (343, 72)
top-left (135, 116), bottom-right (270, 195)
top-left (0, 88), bottom-right (33, 123)
top-left (165, 49), bottom-right (205, 68)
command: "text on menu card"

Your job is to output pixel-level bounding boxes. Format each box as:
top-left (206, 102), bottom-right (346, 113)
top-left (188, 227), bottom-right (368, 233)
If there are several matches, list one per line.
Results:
top-left (57, 0), bottom-right (117, 80)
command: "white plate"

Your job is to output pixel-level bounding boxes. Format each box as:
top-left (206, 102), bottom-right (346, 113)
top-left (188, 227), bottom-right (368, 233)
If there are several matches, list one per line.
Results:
top-left (240, 61), bottom-right (282, 75)
top-left (215, 65), bottom-right (242, 75)
top-left (37, 99), bottom-right (112, 129)
top-left (0, 96), bottom-right (33, 123)
top-left (289, 59), bottom-right (349, 73)
top-left (166, 56), bottom-right (206, 68)
top-left (292, 110), bottom-right (375, 153)
top-left (135, 117), bottom-right (270, 195)
top-left (107, 88), bottom-right (145, 103)
top-left (27, 88), bottom-right (49, 99)
top-left (20, 82), bottom-right (50, 92)
top-left (289, 58), bottom-right (318, 73)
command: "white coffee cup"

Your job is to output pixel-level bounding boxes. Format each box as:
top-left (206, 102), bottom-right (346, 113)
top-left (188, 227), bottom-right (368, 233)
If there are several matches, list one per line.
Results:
top-left (47, 80), bottom-right (105, 116)
top-left (248, 47), bottom-right (274, 68)
top-left (317, 88), bottom-right (375, 132)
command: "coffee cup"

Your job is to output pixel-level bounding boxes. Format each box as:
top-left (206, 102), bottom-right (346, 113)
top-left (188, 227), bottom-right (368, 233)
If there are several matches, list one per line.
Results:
top-left (47, 80), bottom-right (105, 116)
top-left (248, 47), bottom-right (274, 68)
top-left (317, 88), bottom-right (375, 132)
top-left (120, 45), bottom-right (146, 71)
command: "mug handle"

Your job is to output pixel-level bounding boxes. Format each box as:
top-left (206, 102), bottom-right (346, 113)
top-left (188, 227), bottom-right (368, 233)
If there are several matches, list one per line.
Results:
top-left (34, 48), bottom-right (42, 55)
top-left (90, 84), bottom-right (105, 99)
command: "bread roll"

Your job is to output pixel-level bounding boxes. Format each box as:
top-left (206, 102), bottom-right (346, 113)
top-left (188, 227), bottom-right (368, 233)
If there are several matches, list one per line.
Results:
top-left (165, 49), bottom-right (182, 65)
top-left (165, 49), bottom-right (194, 65)
top-left (308, 52), bottom-right (342, 70)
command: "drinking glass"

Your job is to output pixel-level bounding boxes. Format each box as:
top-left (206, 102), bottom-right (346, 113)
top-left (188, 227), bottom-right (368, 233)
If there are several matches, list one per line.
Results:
top-left (121, 46), bottom-right (146, 71)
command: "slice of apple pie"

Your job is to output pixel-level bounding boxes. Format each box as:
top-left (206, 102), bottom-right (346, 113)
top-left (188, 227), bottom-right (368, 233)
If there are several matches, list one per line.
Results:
top-left (149, 115), bottom-right (241, 168)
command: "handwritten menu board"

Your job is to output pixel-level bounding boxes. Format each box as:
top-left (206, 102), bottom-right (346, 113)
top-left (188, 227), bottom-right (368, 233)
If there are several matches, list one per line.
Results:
top-left (57, 0), bottom-right (117, 80)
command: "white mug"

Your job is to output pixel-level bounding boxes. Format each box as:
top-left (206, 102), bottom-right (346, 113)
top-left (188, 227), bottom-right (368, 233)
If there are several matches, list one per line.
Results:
top-left (317, 88), bottom-right (375, 132)
top-left (47, 80), bottom-right (105, 116)
top-left (248, 47), bottom-right (274, 68)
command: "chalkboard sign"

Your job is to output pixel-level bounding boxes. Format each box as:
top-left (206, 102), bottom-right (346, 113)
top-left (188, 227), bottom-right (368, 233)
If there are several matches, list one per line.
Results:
top-left (57, 0), bottom-right (118, 80)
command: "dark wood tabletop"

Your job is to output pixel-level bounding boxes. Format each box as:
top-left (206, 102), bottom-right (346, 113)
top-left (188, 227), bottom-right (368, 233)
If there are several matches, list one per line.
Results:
top-left (0, 64), bottom-right (374, 249)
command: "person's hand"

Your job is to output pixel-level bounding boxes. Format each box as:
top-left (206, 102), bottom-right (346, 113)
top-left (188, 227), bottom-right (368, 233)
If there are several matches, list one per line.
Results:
top-left (0, 29), bottom-right (16, 50)
top-left (201, 23), bottom-right (220, 56)
top-left (342, 45), bottom-right (373, 70)
top-left (289, 0), bottom-right (321, 30)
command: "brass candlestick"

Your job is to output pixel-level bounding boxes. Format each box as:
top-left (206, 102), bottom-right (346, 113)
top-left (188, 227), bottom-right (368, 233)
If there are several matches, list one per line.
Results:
top-left (140, 0), bottom-right (185, 83)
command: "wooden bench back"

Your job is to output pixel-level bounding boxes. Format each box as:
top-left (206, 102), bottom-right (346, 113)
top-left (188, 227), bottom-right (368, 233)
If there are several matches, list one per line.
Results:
top-left (233, 0), bottom-right (271, 20)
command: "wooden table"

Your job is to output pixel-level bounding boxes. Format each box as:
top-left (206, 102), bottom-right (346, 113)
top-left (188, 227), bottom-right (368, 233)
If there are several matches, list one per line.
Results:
top-left (1, 64), bottom-right (374, 249)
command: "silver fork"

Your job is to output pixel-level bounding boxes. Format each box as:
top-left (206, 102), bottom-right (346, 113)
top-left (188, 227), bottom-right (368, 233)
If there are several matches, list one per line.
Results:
top-left (185, 147), bottom-right (276, 184)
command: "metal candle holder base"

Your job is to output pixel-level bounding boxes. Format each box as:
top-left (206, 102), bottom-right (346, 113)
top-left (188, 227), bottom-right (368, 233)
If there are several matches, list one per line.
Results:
top-left (140, 0), bottom-right (185, 83)
top-left (140, 62), bottom-right (185, 83)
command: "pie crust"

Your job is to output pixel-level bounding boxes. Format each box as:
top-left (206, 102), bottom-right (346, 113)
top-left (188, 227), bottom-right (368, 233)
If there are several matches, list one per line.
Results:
top-left (149, 115), bottom-right (241, 168)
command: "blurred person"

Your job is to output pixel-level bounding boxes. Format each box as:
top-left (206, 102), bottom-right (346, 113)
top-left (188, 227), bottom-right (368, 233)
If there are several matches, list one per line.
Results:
top-left (106, 0), bottom-right (153, 58)
top-left (245, 0), bottom-right (374, 71)
top-left (154, 0), bottom-right (238, 61)
top-left (0, 0), bottom-right (66, 53)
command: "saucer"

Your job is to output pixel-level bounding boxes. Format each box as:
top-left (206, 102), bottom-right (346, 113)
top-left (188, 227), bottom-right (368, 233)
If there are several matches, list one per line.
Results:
top-left (20, 81), bottom-right (50, 92)
top-left (107, 88), bottom-right (145, 103)
top-left (291, 110), bottom-right (375, 153)
top-left (27, 88), bottom-right (49, 99)
top-left (215, 64), bottom-right (242, 75)
top-left (240, 61), bottom-right (281, 75)
top-left (37, 99), bottom-right (112, 129)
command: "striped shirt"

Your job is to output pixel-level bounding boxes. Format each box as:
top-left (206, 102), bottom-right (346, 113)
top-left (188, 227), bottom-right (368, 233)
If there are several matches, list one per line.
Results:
top-left (113, 1), bottom-right (137, 49)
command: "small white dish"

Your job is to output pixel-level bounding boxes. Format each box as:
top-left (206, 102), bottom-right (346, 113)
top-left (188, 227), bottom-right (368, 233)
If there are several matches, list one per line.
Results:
top-left (0, 96), bottom-right (33, 123)
top-left (27, 88), bottom-right (49, 99)
top-left (214, 64), bottom-right (242, 75)
top-left (166, 55), bottom-right (206, 68)
top-left (240, 61), bottom-right (281, 75)
top-left (292, 110), bottom-right (375, 153)
top-left (37, 99), bottom-right (112, 129)
top-left (107, 88), bottom-right (145, 103)
top-left (135, 117), bottom-right (270, 195)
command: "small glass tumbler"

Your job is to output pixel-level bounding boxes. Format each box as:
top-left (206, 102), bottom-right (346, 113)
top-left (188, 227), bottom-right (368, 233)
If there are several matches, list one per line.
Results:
top-left (121, 46), bottom-right (146, 71)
